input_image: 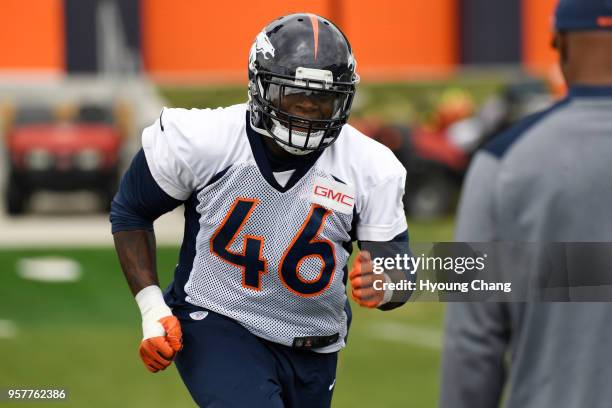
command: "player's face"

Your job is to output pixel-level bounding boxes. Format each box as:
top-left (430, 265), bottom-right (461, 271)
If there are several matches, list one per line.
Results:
top-left (279, 89), bottom-right (336, 121)
top-left (268, 83), bottom-right (347, 126)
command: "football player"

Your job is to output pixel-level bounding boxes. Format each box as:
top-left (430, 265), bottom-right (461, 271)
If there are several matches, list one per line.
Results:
top-left (111, 13), bottom-right (411, 407)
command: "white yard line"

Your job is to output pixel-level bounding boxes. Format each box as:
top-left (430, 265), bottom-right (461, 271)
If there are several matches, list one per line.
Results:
top-left (17, 257), bottom-right (82, 282)
top-left (0, 206), bottom-right (184, 248)
top-left (0, 319), bottom-right (18, 339)
top-left (368, 321), bottom-right (443, 350)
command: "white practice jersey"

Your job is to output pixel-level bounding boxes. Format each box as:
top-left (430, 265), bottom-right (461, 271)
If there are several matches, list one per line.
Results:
top-left (142, 104), bottom-right (407, 352)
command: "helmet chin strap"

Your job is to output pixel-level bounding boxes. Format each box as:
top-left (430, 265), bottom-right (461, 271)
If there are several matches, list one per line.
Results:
top-left (249, 113), bottom-right (325, 156)
top-left (249, 102), bottom-right (333, 156)
top-left (274, 139), bottom-right (312, 156)
top-left (269, 119), bottom-right (326, 155)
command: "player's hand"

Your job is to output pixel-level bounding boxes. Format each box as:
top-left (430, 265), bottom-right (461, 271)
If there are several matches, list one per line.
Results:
top-left (349, 251), bottom-right (387, 308)
top-left (136, 286), bottom-right (183, 373)
top-left (139, 315), bottom-right (182, 373)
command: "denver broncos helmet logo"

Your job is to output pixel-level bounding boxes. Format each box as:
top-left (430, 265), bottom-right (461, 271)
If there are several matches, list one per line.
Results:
top-left (255, 31), bottom-right (275, 59)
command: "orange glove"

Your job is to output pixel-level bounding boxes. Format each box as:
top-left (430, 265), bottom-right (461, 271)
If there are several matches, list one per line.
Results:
top-left (136, 286), bottom-right (183, 373)
top-left (139, 315), bottom-right (182, 373)
top-left (349, 251), bottom-right (389, 308)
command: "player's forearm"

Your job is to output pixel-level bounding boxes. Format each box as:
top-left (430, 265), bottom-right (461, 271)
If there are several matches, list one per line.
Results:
top-left (113, 230), bottom-right (160, 296)
top-left (113, 229), bottom-right (182, 373)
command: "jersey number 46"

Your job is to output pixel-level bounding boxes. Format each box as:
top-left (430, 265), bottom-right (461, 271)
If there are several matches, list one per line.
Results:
top-left (210, 197), bottom-right (337, 297)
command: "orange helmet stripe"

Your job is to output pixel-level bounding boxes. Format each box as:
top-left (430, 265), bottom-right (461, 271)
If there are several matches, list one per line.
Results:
top-left (308, 14), bottom-right (319, 60)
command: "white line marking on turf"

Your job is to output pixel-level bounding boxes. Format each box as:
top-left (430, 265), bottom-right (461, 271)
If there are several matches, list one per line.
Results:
top-left (17, 257), bottom-right (82, 282)
top-left (0, 319), bottom-right (18, 338)
top-left (368, 321), bottom-right (442, 350)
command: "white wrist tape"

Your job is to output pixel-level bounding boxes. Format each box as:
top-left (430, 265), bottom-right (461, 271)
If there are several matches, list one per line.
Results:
top-left (135, 285), bottom-right (172, 340)
top-left (377, 273), bottom-right (394, 307)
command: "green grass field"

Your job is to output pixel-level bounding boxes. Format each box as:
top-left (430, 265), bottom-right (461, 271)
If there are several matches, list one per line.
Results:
top-left (0, 218), bottom-right (453, 407)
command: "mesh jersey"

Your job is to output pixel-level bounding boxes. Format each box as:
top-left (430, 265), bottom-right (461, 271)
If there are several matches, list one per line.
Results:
top-left (143, 104), bottom-right (407, 352)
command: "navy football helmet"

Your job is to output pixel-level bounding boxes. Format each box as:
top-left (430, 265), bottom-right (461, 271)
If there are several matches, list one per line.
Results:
top-left (248, 13), bottom-right (359, 155)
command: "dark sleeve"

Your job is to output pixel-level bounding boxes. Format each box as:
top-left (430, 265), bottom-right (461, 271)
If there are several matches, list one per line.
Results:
top-left (440, 303), bottom-right (510, 408)
top-left (110, 149), bottom-right (183, 234)
top-left (358, 229), bottom-right (413, 311)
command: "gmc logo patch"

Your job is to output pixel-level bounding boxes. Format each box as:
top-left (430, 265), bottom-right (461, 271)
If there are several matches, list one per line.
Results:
top-left (314, 185), bottom-right (354, 207)
top-left (311, 177), bottom-right (355, 215)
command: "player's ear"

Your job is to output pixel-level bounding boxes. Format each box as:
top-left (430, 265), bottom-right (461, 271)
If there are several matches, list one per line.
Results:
top-left (555, 32), bottom-right (569, 64)
top-left (552, 31), bottom-right (570, 82)
top-left (551, 32), bottom-right (561, 51)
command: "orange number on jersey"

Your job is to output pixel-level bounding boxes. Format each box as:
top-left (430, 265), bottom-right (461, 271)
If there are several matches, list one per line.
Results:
top-left (210, 198), bottom-right (336, 296)
top-left (279, 205), bottom-right (337, 297)
top-left (210, 198), bottom-right (267, 290)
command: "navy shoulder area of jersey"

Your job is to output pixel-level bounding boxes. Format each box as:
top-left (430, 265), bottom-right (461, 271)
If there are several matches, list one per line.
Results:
top-left (110, 148), bottom-right (182, 233)
top-left (326, 123), bottom-right (407, 190)
top-left (483, 97), bottom-right (572, 159)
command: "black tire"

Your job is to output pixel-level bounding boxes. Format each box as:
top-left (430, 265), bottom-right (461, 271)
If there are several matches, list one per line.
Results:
top-left (5, 178), bottom-right (28, 215)
top-left (406, 173), bottom-right (456, 220)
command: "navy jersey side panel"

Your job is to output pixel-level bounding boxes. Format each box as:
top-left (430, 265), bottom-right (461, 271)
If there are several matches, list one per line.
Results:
top-left (110, 149), bottom-right (182, 233)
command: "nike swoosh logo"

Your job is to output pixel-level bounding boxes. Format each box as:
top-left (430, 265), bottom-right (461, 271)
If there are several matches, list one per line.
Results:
top-left (329, 379), bottom-right (336, 391)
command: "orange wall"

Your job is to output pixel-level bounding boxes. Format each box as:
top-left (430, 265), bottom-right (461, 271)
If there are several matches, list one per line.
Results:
top-left (522, 0), bottom-right (558, 73)
top-left (0, 0), bottom-right (559, 80)
top-left (342, 0), bottom-right (458, 79)
top-left (0, 0), bottom-right (64, 72)
top-left (142, 0), bottom-right (329, 81)
top-left (142, 0), bottom-right (458, 82)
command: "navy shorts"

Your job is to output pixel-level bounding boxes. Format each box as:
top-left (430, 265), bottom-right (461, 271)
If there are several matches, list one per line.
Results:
top-left (173, 306), bottom-right (338, 408)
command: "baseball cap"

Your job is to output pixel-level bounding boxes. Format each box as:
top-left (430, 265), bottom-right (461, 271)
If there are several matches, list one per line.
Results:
top-left (555, 0), bottom-right (612, 31)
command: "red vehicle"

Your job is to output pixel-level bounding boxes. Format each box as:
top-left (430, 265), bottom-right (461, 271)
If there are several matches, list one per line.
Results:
top-left (4, 104), bottom-right (123, 215)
